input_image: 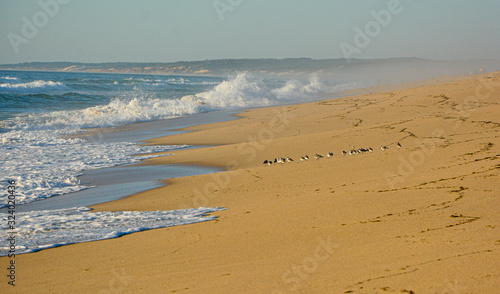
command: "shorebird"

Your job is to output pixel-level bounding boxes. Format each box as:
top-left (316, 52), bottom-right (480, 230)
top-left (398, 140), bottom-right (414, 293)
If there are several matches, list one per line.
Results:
top-left (286, 157), bottom-right (294, 162)
top-left (381, 146), bottom-right (388, 150)
top-left (369, 147), bottom-right (373, 152)
top-left (342, 150), bottom-right (347, 156)
top-left (397, 142), bottom-right (402, 148)
top-left (314, 154), bottom-right (323, 159)
top-left (300, 156), bottom-right (307, 161)
top-left (274, 157), bottom-right (284, 164)
top-left (327, 152), bottom-right (334, 157)
top-left (263, 160), bottom-right (269, 165)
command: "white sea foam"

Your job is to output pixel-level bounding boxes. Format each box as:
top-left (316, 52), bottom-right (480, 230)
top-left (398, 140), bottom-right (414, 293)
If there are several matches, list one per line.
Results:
top-left (123, 77), bottom-right (159, 83)
top-left (0, 119), bottom-right (188, 207)
top-left (37, 97), bottom-right (203, 128)
top-left (272, 74), bottom-right (323, 99)
top-left (0, 129), bottom-right (187, 207)
top-left (0, 80), bottom-right (69, 93)
top-left (0, 206), bottom-right (225, 256)
top-left (189, 73), bottom-right (356, 107)
top-left (191, 73), bottom-right (277, 108)
top-left (0, 76), bottom-right (19, 81)
top-left (166, 77), bottom-right (219, 85)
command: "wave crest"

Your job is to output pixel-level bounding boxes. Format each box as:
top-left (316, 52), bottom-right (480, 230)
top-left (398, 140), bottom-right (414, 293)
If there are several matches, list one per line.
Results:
top-left (0, 76), bottom-right (19, 81)
top-left (192, 73), bottom-right (277, 108)
top-left (0, 80), bottom-right (69, 93)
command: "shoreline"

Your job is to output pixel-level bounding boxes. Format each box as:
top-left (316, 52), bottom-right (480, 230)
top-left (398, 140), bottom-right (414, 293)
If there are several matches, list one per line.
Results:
top-left (3, 72), bottom-right (499, 293)
top-left (2, 110), bottom-right (240, 212)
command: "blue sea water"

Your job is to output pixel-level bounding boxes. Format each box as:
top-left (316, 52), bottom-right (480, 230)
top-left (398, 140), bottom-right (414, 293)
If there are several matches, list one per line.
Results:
top-left (0, 69), bottom-right (358, 255)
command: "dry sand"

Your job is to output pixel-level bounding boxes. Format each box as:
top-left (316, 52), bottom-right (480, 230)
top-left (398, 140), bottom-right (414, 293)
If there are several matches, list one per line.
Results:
top-left (2, 73), bottom-right (499, 293)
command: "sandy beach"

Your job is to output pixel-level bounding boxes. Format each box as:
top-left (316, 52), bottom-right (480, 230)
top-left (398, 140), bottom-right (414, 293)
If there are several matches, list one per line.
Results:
top-left (3, 73), bottom-right (499, 293)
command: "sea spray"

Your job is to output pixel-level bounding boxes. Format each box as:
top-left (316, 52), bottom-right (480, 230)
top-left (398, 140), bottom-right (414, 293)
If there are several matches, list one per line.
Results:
top-left (185, 73), bottom-right (343, 108)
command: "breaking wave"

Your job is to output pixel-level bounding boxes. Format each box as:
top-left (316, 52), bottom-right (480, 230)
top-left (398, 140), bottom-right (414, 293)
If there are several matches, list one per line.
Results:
top-left (0, 80), bottom-right (69, 93)
top-left (3, 73), bottom-right (358, 129)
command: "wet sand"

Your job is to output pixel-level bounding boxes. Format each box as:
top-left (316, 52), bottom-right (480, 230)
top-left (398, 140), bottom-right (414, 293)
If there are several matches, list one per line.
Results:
top-left (5, 111), bottom-right (238, 212)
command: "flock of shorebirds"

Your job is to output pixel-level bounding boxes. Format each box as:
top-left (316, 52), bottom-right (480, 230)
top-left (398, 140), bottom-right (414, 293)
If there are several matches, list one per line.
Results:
top-left (263, 142), bottom-right (402, 165)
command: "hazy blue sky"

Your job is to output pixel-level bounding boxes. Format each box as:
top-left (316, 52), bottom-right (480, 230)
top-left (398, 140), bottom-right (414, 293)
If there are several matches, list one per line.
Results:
top-left (1, 0), bottom-right (499, 64)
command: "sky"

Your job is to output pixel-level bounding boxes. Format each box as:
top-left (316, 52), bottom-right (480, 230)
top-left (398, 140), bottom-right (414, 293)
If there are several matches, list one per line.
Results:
top-left (1, 0), bottom-right (499, 64)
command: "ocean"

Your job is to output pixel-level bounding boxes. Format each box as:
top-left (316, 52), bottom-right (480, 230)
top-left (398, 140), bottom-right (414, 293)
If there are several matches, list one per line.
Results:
top-left (0, 70), bottom-right (358, 255)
